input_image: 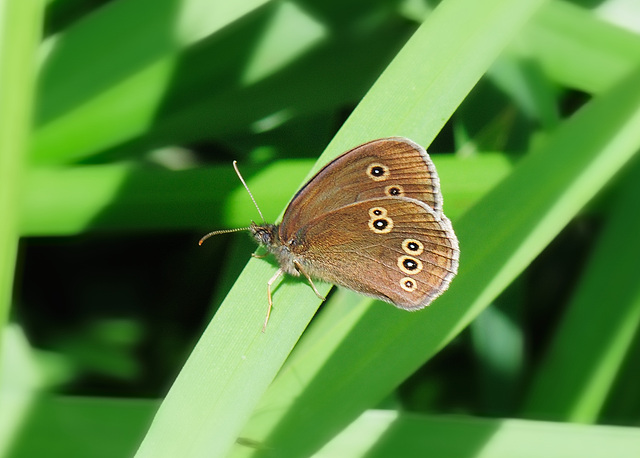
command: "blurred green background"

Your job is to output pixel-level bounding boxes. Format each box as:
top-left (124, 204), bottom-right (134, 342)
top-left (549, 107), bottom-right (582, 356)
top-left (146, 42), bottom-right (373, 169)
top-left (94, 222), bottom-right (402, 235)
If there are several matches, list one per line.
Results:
top-left (1, 0), bottom-right (640, 457)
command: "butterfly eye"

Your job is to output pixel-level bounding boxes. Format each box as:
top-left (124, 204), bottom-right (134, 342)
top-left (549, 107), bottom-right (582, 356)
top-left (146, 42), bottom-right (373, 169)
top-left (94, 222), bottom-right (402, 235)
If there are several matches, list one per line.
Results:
top-left (402, 239), bottom-right (424, 256)
top-left (367, 163), bottom-right (389, 181)
top-left (398, 255), bottom-right (423, 275)
top-left (400, 277), bottom-right (418, 292)
top-left (385, 185), bottom-right (404, 197)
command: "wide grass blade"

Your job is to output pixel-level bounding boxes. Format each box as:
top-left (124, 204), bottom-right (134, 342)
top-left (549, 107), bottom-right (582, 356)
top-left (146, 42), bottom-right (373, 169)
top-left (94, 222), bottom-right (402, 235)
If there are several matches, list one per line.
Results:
top-left (6, 395), bottom-right (156, 457)
top-left (0, 0), bottom-right (43, 355)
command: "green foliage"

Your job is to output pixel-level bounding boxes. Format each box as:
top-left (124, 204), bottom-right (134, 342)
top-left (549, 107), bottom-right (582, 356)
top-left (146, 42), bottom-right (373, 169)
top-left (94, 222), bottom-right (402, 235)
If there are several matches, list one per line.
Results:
top-left (2, 0), bottom-right (640, 457)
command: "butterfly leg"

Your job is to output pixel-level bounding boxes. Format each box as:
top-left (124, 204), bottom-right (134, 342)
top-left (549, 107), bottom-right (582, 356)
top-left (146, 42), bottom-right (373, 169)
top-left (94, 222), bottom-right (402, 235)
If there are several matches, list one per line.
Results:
top-left (293, 260), bottom-right (326, 301)
top-left (264, 268), bottom-right (283, 332)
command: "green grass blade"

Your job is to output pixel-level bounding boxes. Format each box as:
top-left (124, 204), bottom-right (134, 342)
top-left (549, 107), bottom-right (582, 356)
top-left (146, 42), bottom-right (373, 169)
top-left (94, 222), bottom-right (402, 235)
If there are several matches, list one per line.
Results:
top-left (20, 153), bottom-right (510, 236)
top-left (600, 319), bottom-right (640, 423)
top-left (0, 0), bottom-right (43, 356)
top-left (134, 0), bottom-right (548, 456)
top-left (0, 326), bottom-right (42, 457)
top-left (521, 1), bottom-right (640, 94)
top-left (232, 64), bottom-right (640, 457)
top-left (7, 396), bottom-right (157, 457)
top-left (30, 0), bottom-right (270, 165)
top-left (522, 158), bottom-right (640, 423)
top-left (315, 410), bottom-right (640, 458)
top-left (31, 0), bottom-right (410, 166)
top-left (0, 1), bottom-right (43, 453)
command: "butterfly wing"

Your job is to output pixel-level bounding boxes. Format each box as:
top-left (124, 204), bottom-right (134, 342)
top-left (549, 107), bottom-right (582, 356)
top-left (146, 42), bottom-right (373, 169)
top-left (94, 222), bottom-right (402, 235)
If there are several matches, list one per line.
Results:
top-left (280, 138), bottom-right (444, 235)
top-left (288, 197), bottom-right (459, 309)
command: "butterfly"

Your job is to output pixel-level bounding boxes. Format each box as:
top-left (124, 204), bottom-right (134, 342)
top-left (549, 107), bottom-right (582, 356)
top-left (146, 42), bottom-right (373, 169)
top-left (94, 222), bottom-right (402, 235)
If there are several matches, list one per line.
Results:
top-left (201, 137), bottom-right (459, 330)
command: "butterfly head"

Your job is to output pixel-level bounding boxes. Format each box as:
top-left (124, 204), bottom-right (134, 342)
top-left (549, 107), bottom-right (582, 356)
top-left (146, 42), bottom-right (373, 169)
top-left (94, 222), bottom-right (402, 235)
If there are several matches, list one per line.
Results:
top-left (250, 222), bottom-right (280, 248)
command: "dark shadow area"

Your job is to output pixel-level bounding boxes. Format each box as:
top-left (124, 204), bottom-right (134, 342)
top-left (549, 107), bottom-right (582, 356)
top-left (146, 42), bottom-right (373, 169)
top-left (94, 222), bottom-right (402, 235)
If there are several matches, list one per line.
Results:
top-left (44, 0), bottom-right (114, 37)
top-left (14, 232), bottom-right (230, 398)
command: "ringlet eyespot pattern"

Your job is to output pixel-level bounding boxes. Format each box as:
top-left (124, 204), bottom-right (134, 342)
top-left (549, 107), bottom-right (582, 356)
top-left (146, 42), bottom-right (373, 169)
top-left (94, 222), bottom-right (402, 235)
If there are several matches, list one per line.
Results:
top-left (200, 137), bottom-right (459, 331)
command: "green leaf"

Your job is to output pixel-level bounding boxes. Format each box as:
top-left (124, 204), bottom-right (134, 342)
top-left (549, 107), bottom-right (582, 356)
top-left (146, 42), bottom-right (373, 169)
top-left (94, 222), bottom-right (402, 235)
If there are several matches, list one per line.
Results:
top-left (0, 326), bottom-right (42, 457)
top-left (0, 0), bottom-right (43, 357)
top-left (520, 1), bottom-right (640, 93)
top-left (7, 395), bottom-right (156, 458)
top-left (316, 410), bottom-right (640, 458)
top-left (31, 0), bottom-right (270, 164)
top-left (31, 0), bottom-right (410, 165)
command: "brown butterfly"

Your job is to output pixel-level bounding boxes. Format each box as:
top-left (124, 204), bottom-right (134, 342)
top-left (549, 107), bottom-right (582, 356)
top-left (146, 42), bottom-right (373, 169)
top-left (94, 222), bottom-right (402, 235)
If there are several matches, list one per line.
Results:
top-left (201, 137), bottom-right (459, 330)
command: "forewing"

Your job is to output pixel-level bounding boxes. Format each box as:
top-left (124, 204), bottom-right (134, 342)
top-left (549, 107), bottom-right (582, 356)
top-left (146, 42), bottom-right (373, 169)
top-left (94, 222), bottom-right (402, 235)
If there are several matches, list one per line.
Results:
top-left (292, 197), bottom-right (459, 309)
top-left (281, 138), bottom-right (443, 238)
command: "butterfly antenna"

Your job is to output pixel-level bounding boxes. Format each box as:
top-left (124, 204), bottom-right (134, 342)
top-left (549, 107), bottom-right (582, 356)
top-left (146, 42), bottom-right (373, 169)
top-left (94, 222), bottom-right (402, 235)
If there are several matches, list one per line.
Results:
top-left (233, 160), bottom-right (266, 223)
top-left (199, 227), bottom-right (250, 246)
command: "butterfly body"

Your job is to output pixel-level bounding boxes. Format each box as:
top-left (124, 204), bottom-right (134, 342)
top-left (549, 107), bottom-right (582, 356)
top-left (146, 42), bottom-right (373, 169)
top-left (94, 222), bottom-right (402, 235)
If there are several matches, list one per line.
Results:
top-left (247, 137), bottom-right (459, 318)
